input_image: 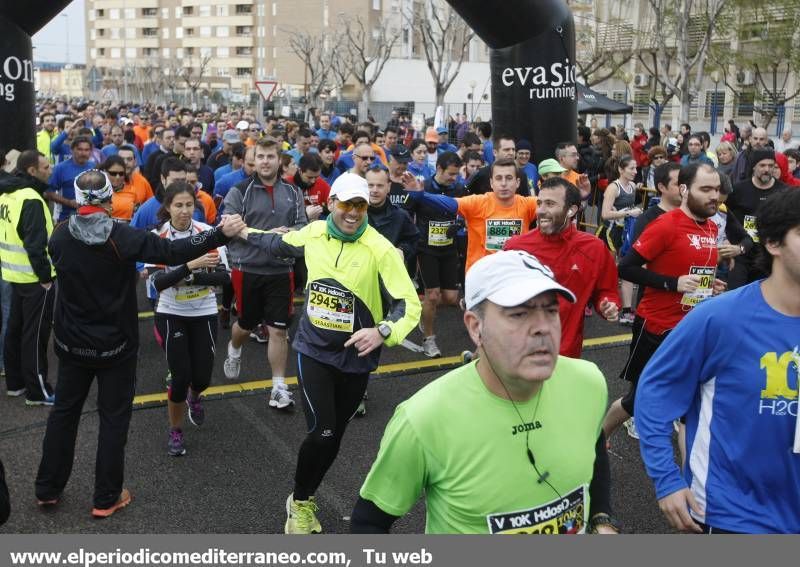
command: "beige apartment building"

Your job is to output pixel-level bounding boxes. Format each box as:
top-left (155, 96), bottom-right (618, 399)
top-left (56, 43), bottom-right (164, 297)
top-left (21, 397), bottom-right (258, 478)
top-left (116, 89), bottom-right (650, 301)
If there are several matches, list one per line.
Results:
top-left (85, 0), bottom-right (385, 100)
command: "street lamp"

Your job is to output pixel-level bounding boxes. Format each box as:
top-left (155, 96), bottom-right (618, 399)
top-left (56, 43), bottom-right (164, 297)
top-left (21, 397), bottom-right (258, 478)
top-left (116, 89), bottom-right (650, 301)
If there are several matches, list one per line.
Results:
top-left (621, 72), bottom-right (632, 131)
top-left (468, 80), bottom-right (477, 121)
top-left (710, 70), bottom-right (721, 135)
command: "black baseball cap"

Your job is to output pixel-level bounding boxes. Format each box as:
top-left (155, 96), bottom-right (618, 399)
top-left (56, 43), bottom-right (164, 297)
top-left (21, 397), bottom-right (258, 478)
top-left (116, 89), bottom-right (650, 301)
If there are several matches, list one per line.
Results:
top-left (391, 144), bottom-right (411, 164)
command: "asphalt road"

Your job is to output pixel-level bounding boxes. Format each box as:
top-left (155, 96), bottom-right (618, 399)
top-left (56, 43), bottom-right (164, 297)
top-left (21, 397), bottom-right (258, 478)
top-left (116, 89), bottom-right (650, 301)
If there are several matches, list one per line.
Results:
top-left (0, 294), bottom-right (673, 534)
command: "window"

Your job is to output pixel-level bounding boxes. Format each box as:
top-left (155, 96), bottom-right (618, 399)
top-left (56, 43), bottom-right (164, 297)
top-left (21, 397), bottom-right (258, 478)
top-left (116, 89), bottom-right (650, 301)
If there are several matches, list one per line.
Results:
top-left (236, 26), bottom-right (253, 36)
top-left (144, 48), bottom-right (157, 57)
top-left (142, 8), bottom-right (157, 17)
top-left (88, 9), bottom-right (95, 21)
top-left (217, 67), bottom-right (230, 77)
top-left (125, 47), bottom-right (136, 59)
top-left (217, 26), bottom-right (230, 38)
top-left (183, 6), bottom-right (194, 16)
top-left (109, 9), bottom-right (119, 19)
top-left (163, 48), bottom-right (171, 58)
top-left (97, 9), bottom-right (105, 18)
top-left (236, 67), bottom-right (252, 77)
top-left (373, 0), bottom-right (381, 9)
top-left (143, 28), bottom-right (158, 37)
top-left (200, 26), bottom-right (212, 37)
top-left (272, 3), bottom-right (277, 16)
top-left (217, 6), bottom-right (228, 16)
top-left (90, 29), bottom-right (96, 40)
top-left (125, 28), bottom-right (135, 39)
top-left (90, 48), bottom-right (97, 58)
top-left (258, 4), bottom-right (265, 16)
top-left (199, 6), bottom-right (212, 17)
top-left (186, 28), bottom-right (195, 36)
top-left (162, 8), bottom-right (170, 19)
top-left (236, 4), bottom-right (253, 14)
top-left (200, 47), bottom-right (212, 58)
top-left (633, 91), bottom-right (650, 114)
top-left (111, 48), bottom-right (121, 58)
top-left (162, 28), bottom-right (170, 39)
top-left (217, 47), bottom-right (230, 57)
top-left (111, 28), bottom-right (120, 39)
top-left (236, 46), bottom-right (253, 56)
top-left (98, 48), bottom-right (106, 56)
top-left (704, 90), bottom-right (725, 119)
top-left (272, 47), bottom-right (277, 58)
top-left (124, 8), bottom-right (135, 19)
top-left (176, 48), bottom-right (184, 59)
top-left (98, 28), bottom-right (105, 37)
top-left (735, 90), bottom-right (755, 117)
top-left (175, 27), bottom-right (183, 39)
top-left (186, 47), bottom-right (195, 56)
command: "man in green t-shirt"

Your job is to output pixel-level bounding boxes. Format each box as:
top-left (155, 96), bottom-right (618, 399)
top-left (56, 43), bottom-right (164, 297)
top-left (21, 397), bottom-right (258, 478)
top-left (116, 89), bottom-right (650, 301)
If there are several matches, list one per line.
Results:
top-left (351, 250), bottom-right (619, 534)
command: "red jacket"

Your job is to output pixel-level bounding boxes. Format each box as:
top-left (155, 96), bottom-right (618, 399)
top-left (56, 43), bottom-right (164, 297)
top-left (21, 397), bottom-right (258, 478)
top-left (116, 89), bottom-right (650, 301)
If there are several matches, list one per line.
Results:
top-left (631, 133), bottom-right (649, 168)
top-left (504, 224), bottom-right (620, 358)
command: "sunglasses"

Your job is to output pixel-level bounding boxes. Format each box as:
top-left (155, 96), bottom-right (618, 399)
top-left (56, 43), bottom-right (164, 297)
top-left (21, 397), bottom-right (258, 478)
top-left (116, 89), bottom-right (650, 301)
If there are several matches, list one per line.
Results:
top-left (334, 200), bottom-right (368, 212)
top-left (106, 170), bottom-right (125, 177)
top-left (355, 154), bottom-right (376, 161)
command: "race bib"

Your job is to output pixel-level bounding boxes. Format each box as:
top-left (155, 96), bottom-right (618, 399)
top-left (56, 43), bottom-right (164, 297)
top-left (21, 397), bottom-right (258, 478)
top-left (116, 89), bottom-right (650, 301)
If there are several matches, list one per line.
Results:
top-left (175, 286), bottom-right (211, 302)
top-left (743, 215), bottom-right (759, 243)
top-left (307, 282), bottom-right (355, 332)
top-left (680, 266), bottom-right (716, 307)
top-left (486, 485), bottom-right (587, 534)
top-left (485, 219), bottom-right (523, 251)
top-left (428, 220), bottom-right (453, 247)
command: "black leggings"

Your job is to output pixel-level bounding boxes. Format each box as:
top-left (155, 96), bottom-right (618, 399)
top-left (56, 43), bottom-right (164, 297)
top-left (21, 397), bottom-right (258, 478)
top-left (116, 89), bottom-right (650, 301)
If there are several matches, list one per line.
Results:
top-left (154, 314), bottom-right (217, 403)
top-left (293, 353), bottom-right (369, 500)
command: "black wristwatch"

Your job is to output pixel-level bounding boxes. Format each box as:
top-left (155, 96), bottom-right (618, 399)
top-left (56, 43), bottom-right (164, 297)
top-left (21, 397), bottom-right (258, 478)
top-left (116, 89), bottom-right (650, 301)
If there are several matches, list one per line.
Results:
top-left (588, 513), bottom-right (622, 534)
top-left (377, 323), bottom-right (392, 339)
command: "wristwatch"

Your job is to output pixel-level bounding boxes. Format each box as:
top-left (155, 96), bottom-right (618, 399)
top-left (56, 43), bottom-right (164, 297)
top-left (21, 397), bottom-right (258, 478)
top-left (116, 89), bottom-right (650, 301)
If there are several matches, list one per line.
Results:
top-left (739, 244), bottom-right (745, 256)
top-left (588, 513), bottom-right (622, 534)
top-left (377, 323), bottom-right (392, 340)
top-left (184, 272), bottom-right (195, 285)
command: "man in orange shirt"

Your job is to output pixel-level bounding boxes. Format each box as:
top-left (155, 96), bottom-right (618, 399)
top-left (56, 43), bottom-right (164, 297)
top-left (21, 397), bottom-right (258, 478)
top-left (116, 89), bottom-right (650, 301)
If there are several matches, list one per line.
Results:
top-left (402, 158), bottom-right (538, 273)
top-left (112, 145), bottom-right (154, 221)
top-left (555, 141), bottom-right (591, 199)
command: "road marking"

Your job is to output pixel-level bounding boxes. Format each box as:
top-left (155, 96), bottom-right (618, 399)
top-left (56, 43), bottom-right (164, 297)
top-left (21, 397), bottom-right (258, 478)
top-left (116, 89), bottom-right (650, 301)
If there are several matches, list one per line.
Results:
top-left (133, 333), bottom-right (632, 406)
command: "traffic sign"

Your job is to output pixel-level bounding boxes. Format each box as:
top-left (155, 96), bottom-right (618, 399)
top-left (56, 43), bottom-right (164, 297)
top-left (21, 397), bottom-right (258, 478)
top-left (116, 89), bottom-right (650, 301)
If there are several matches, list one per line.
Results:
top-left (254, 80), bottom-right (278, 101)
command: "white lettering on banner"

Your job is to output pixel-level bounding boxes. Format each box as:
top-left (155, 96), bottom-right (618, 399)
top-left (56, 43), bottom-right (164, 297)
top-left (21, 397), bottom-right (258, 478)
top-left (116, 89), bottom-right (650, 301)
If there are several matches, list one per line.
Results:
top-left (500, 59), bottom-right (577, 101)
top-left (0, 55), bottom-right (34, 102)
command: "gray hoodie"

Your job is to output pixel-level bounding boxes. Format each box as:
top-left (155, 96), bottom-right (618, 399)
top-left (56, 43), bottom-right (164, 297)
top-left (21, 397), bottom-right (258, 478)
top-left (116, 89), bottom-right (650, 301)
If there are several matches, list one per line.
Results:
top-left (223, 175), bottom-right (307, 275)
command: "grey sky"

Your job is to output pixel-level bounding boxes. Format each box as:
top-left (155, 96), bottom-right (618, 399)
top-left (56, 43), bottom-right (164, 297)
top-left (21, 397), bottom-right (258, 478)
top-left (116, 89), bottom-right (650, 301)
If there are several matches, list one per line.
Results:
top-left (32, 0), bottom-right (87, 64)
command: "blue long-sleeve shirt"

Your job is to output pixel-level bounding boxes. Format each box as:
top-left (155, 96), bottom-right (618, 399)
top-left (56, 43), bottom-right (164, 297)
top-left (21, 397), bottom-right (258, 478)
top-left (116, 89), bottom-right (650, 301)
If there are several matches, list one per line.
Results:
top-left (131, 196), bottom-right (205, 231)
top-left (47, 158), bottom-right (97, 221)
top-left (636, 281), bottom-right (800, 533)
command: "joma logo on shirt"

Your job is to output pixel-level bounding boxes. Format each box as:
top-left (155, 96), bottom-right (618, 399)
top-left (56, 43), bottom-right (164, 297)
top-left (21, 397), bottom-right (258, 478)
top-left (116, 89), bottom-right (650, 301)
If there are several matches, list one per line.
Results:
top-left (687, 234), bottom-right (716, 250)
top-left (512, 421), bottom-right (542, 435)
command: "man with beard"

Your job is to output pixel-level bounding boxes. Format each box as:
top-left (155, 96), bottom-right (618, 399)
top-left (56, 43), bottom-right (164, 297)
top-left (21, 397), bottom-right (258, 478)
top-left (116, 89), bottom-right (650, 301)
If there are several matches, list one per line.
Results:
top-left (636, 188), bottom-right (800, 534)
top-left (503, 178), bottom-right (619, 358)
top-left (726, 148), bottom-right (788, 289)
top-left (351, 250), bottom-right (618, 534)
top-left (602, 163), bottom-right (725, 442)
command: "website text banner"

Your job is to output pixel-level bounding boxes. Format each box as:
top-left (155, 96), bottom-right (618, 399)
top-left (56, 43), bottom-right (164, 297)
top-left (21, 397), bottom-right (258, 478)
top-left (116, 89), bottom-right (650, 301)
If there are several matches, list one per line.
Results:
top-left (0, 534), bottom-right (789, 567)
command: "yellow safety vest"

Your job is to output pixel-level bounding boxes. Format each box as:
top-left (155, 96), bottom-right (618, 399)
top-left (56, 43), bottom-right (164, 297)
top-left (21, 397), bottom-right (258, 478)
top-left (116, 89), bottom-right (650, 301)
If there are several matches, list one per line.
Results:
top-left (0, 188), bottom-right (56, 283)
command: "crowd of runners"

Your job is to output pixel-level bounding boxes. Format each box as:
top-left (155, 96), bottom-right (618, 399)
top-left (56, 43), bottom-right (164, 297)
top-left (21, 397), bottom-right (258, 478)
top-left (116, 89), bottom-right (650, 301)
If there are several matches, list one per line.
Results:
top-left (0, 99), bottom-right (798, 534)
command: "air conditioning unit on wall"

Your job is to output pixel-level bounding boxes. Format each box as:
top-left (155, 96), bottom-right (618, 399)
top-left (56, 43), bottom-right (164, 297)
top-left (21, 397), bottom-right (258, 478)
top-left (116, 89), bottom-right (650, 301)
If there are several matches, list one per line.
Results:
top-left (736, 70), bottom-right (754, 86)
top-left (634, 73), bottom-right (651, 88)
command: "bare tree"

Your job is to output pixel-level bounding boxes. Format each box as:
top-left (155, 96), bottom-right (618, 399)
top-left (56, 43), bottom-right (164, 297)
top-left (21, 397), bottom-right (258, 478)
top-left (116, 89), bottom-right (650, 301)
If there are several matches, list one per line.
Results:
top-left (338, 14), bottom-right (400, 117)
top-left (327, 39), bottom-right (352, 101)
top-left (711, 0), bottom-right (800, 128)
top-left (409, 1), bottom-right (475, 107)
top-left (180, 55), bottom-right (213, 106)
top-left (575, 21), bottom-right (636, 88)
top-left (285, 28), bottom-right (335, 106)
top-left (641, 0), bottom-right (731, 124)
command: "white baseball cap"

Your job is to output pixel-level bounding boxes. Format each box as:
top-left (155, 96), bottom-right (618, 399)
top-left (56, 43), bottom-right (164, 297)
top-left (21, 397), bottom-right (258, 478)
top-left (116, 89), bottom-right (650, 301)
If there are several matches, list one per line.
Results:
top-left (330, 172), bottom-right (369, 203)
top-left (236, 120), bottom-right (249, 130)
top-left (465, 250), bottom-right (576, 310)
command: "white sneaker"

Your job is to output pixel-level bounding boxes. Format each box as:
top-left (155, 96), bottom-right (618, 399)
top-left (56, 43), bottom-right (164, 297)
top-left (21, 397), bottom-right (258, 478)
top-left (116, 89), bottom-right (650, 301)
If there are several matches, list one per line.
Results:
top-left (422, 336), bottom-right (441, 358)
top-left (223, 341), bottom-right (241, 380)
top-left (623, 417), bottom-right (639, 440)
top-left (269, 383), bottom-right (295, 410)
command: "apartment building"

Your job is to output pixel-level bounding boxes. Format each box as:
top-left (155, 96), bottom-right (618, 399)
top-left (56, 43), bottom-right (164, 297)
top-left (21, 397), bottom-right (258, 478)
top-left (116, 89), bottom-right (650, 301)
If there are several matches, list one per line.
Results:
top-left (85, 0), bottom-right (379, 99)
